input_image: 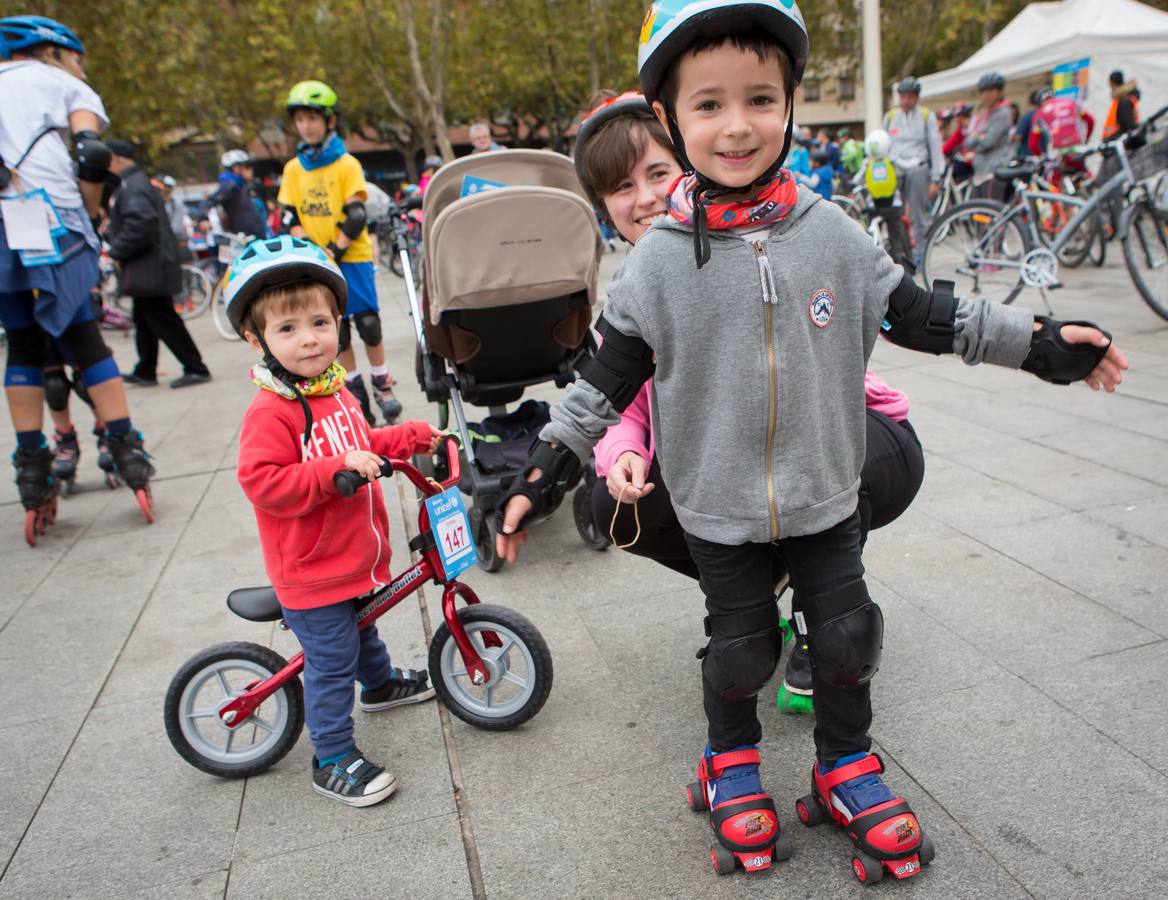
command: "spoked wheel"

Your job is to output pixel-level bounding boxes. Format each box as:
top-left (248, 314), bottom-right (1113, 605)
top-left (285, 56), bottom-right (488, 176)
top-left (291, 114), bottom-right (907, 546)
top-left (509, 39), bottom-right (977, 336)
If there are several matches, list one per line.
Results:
top-left (852, 851), bottom-right (884, 884)
top-left (1123, 200), bottom-right (1168, 321)
top-left (174, 264), bottom-right (214, 319)
top-left (135, 487), bottom-right (155, 524)
top-left (164, 641), bottom-right (304, 778)
top-left (573, 481), bottom-right (609, 550)
top-left (922, 200), bottom-right (1029, 305)
top-left (429, 603), bottom-right (553, 730)
top-left (469, 506), bottom-right (503, 573)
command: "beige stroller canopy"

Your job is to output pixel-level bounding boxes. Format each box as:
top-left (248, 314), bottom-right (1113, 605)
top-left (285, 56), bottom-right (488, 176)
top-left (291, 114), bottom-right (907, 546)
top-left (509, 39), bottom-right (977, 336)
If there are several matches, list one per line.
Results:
top-left (422, 150), bottom-right (601, 326)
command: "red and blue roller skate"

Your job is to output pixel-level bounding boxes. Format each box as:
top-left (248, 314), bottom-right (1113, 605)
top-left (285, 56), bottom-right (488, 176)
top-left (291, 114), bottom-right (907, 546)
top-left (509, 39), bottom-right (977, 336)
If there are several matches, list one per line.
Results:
top-left (686, 745), bottom-right (792, 876)
top-left (795, 751), bottom-right (935, 884)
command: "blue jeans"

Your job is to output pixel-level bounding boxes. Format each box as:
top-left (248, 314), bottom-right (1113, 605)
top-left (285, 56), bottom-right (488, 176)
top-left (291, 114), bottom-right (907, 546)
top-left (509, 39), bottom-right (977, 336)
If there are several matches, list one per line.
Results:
top-left (281, 598), bottom-right (395, 760)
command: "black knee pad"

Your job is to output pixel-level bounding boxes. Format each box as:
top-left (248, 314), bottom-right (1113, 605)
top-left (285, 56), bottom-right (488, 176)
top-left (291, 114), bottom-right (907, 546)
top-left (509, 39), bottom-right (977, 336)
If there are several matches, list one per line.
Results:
top-left (700, 599), bottom-right (781, 701)
top-left (353, 311), bottom-right (382, 346)
top-left (6, 327), bottom-right (46, 369)
top-left (44, 369), bottom-right (72, 411)
top-left (800, 579), bottom-right (883, 690)
top-left (72, 376), bottom-right (94, 409)
top-left (338, 317), bottom-right (352, 353)
top-left (59, 320), bottom-right (112, 370)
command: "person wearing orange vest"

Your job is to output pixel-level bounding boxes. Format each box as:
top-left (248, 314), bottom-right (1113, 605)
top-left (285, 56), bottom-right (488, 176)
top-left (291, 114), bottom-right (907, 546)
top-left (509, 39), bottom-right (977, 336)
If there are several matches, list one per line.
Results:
top-left (1103, 69), bottom-right (1140, 140)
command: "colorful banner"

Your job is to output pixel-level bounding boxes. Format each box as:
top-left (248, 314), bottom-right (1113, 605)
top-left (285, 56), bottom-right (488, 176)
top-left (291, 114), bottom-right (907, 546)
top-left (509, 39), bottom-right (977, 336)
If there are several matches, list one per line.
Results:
top-left (1052, 58), bottom-right (1090, 101)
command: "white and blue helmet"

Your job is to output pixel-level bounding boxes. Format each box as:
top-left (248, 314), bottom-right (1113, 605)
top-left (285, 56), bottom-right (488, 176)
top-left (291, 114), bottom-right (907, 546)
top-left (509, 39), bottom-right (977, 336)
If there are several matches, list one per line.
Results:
top-left (0, 16), bottom-right (84, 60)
top-left (223, 236), bottom-right (347, 337)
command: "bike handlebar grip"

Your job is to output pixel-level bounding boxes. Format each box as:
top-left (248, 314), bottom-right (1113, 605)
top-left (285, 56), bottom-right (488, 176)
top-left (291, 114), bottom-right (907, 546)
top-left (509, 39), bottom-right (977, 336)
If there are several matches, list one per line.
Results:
top-left (441, 434), bottom-right (461, 480)
top-left (334, 469), bottom-right (368, 498)
top-left (334, 457), bottom-right (393, 497)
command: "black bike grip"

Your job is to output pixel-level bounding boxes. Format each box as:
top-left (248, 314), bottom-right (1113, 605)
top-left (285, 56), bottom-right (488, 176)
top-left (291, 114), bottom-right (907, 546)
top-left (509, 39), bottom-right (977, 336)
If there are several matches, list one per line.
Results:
top-left (334, 469), bottom-right (368, 498)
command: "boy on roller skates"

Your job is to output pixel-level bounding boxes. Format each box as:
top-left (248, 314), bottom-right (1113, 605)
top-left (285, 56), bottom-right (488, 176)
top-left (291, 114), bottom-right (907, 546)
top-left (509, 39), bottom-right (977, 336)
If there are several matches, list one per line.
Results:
top-left (229, 235), bottom-right (442, 807)
top-left (497, 0), bottom-right (1127, 881)
top-left (278, 80), bottom-right (402, 427)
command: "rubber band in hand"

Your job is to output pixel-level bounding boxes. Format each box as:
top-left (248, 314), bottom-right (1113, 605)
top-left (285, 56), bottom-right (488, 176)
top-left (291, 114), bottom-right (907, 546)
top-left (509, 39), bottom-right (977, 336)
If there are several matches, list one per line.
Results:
top-left (609, 483), bottom-right (642, 549)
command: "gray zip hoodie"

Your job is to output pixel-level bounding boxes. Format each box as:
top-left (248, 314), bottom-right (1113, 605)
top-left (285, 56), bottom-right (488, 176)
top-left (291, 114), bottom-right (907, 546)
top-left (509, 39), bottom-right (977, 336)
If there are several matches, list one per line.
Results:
top-left (543, 186), bottom-right (1034, 546)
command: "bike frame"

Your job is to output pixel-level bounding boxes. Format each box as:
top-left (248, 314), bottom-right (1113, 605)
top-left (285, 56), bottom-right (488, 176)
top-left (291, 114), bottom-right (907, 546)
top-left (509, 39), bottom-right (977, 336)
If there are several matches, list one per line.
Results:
top-left (215, 436), bottom-right (499, 731)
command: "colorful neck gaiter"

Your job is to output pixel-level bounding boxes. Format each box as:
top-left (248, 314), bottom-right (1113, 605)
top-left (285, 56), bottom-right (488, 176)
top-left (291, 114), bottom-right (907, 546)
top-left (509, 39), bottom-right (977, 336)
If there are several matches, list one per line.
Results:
top-left (296, 132), bottom-right (347, 171)
top-left (251, 360), bottom-right (346, 400)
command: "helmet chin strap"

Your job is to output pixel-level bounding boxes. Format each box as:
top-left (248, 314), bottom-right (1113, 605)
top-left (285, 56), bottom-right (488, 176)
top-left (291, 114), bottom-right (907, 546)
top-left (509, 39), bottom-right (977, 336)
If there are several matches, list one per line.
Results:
top-left (254, 326), bottom-right (316, 448)
top-left (666, 106), bottom-right (796, 268)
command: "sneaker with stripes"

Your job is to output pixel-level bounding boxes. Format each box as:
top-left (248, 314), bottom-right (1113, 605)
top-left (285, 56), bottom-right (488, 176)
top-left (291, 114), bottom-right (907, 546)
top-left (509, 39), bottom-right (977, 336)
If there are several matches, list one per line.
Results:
top-left (360, 667), bottom-right (436, 712)
top-left (311, 749), bottom-right (397, 808)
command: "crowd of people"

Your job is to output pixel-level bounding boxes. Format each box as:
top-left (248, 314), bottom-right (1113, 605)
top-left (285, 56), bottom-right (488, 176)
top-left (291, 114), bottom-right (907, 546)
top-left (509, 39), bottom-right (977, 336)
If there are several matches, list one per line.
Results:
top-left (0, 1), bottom-right (1138, 887)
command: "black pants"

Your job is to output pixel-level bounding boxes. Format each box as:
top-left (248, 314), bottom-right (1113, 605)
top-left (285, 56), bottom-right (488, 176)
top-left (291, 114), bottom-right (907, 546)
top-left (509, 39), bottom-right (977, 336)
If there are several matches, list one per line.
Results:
top-left (131, 295), bottom-right (209, 380)
top-left (591, 411), bottom-right (924, 574)
top-left (686, 513), bottom-right (869, 766)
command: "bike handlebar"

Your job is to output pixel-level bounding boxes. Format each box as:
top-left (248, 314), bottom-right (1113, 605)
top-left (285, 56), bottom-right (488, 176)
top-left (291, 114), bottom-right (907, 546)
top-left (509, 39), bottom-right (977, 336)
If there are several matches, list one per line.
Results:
top-left (333, 434), bottom-right (461, 499)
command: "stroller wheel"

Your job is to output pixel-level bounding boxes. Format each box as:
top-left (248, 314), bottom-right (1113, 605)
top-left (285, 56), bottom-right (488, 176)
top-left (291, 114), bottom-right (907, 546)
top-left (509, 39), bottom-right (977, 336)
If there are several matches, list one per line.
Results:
top-left (573, 481), bottom-right (609, 551)
top-left (470, 506), bottom-right (504, 573)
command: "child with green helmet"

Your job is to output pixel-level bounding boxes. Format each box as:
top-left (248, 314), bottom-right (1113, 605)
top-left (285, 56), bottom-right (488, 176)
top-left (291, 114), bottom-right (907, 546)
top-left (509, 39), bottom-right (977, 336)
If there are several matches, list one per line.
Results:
top-left (228, 234), bottom-right (441, 808)
top-left (497, 0), bottom-right (1127, 881)
top-left (278, 79), bottom-right (403, 429)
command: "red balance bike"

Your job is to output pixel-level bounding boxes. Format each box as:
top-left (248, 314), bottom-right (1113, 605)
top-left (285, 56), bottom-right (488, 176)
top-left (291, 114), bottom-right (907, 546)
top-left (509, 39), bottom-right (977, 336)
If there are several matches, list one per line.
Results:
top-left (164, 437), bottom-right (553, 777)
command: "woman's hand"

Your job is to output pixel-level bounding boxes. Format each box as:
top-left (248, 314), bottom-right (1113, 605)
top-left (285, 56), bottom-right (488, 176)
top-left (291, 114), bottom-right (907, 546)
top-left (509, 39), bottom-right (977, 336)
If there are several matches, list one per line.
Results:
top-left (1056, 323), bottom-right (1128, 392)
top-left (343, 450), bottom-right (384, 482)
top-left (607, 451), bottom-right (654, 503)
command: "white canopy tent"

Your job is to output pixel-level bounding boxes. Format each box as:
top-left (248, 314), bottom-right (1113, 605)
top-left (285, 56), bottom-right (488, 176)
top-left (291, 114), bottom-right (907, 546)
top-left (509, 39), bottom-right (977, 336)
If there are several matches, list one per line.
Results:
top-left (917, 0), bottom-right (1168, 128)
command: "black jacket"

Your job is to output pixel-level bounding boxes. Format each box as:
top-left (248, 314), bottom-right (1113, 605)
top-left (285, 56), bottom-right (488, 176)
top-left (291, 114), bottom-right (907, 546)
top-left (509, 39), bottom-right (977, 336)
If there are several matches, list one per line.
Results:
top-left (199, 173), bottom-right (266, 238)
top-left (107, 165), bottom-right (181, 297)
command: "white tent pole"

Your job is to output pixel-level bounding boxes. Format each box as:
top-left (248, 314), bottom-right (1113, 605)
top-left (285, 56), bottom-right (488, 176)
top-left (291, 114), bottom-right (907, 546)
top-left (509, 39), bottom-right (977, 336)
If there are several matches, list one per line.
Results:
top-left (863, 0), bottom-right (883, 133)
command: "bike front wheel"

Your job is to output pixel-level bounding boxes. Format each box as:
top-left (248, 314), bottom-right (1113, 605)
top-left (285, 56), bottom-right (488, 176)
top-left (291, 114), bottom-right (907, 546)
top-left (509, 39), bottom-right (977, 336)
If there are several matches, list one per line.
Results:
top-left (1123, 200), bottom-right (1168, 320)
top-left (430, 603), bottom-right (553, 730)
top-left (923, 199), bottom-right (1029, 305)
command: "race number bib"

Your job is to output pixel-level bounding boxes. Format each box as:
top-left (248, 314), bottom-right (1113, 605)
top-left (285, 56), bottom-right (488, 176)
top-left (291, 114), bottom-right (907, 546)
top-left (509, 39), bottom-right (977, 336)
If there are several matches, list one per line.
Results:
top-left (424, 487), bottom-right (478, 578)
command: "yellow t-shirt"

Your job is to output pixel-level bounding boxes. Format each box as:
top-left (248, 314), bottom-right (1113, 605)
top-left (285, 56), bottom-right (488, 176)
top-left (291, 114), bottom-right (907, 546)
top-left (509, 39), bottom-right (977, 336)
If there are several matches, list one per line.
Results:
top-left (278, 153), bottom-right (372, 263)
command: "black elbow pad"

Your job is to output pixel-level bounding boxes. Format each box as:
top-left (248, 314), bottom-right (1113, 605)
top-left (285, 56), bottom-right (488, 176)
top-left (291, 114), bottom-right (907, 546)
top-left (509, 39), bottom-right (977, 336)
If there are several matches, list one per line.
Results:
top-left (280, 204), bottom-right (300, 231)
top-left (340, 201), bottom-right (367, 240)
top-left (576, 316), bottom-right (655, 411)
top-left (71, 131), bottom-right (111, 184)
top-left (882, 274), bottom-right (956, 355)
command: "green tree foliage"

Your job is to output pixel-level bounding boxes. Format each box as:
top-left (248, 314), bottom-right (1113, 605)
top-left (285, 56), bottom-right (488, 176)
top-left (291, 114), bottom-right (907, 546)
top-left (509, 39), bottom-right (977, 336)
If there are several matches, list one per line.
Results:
top-left (6, 0), bottom-right (1167, 158)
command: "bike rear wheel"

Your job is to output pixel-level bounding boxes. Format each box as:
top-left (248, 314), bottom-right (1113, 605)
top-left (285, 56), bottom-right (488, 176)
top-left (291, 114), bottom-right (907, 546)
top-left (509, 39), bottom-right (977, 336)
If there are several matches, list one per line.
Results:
top-left (174, 264), bottom-right (214, 319)
top-left (1123, 200), bottom-right (1168, 321)
top-left (923, 199), bottom-right (1029, 305)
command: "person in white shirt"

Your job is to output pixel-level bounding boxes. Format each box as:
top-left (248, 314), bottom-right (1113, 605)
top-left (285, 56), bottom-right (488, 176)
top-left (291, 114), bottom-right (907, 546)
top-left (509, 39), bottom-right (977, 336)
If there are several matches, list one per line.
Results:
top-left (0, 16), bottom-right (154, 527)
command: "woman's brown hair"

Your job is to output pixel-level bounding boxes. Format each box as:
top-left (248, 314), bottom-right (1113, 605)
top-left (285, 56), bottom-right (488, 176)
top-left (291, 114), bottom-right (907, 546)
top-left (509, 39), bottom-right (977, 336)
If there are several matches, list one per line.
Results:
top-left (578, 105), bottom-right (676, 220)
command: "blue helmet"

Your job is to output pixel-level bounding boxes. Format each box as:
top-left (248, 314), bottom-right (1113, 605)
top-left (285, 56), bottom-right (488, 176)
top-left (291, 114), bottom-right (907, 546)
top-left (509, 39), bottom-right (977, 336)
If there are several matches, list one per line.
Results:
top-left (0, 16), bottom-right (85, 60)
top-left (223, 236), bottom-right (348, 337)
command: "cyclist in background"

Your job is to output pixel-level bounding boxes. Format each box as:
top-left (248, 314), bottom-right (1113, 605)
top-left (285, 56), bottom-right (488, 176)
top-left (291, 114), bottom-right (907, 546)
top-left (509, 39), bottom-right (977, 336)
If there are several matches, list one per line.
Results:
top-left (279, 79), bottom-right (402, 425)
top-left (964, 72), bottom-right (1014, 200)
top-left (942, 102), bottom-right (974, 183)
top-left (884, 77), bottom-right (943, 267)
top-left (197, 149), bottom-right (265, 240)
top-left (1028, 86), bottom-right (1094, 164)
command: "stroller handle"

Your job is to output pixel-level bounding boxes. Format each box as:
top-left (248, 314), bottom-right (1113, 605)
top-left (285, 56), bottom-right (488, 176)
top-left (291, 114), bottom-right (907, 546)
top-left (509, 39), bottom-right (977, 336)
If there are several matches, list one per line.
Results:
top-left (334, 435), bottom-right (462, 499)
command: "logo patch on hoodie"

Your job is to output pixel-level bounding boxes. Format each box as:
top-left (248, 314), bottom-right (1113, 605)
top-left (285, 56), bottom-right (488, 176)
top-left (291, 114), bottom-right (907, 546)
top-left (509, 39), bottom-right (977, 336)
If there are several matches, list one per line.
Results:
top-left (810, 289), bottom-right (835, 328)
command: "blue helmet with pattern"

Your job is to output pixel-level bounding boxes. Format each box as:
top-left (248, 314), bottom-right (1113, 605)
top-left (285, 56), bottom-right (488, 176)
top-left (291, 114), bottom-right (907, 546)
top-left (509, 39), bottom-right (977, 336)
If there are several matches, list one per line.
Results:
top-left (223, 236), bottom-right (348, 337)
top-left (0, 16), bottom-right (84, 60)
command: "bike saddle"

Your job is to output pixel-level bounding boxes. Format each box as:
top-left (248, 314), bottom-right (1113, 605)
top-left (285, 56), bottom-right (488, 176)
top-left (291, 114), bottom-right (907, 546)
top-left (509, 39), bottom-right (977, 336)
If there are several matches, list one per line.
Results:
top-left (226, 586), bottom-right (282, 622)
top-left (994, 162), bottom-right (1040, 182)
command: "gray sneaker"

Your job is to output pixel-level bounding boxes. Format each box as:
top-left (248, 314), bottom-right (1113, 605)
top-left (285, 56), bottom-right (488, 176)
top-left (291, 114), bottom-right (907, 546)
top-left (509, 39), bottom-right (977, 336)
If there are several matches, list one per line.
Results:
top-left (360, 667), bottom-right (436, 712)
top-left (311, 749), bottom-right (397, 807)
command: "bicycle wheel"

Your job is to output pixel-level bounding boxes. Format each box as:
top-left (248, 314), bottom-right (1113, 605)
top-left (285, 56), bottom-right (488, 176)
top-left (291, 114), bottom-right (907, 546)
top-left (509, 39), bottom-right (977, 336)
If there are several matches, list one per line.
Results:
top-left (832, 194), bottom-right (863, 222)
top-left (922, 200), bottom-right (1029, 305)
top-left (1034, 196), bottom-right (1093, 268)
top-left (1123, 200), bottom-right (1168, 320)
top-left (174, 264), bottom-right (214, 319)
top-left (210, 279), bottom-right (241, 341)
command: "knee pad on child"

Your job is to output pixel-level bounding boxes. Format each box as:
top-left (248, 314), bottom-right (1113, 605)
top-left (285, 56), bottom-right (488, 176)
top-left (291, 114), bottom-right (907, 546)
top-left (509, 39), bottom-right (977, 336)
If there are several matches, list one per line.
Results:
top-left (44, 368), bottom-right (72, 410)
top-left (338, 317), bottom-right (352, 353)
top-left (59, 321), bottom-right (116, 382)
top-left (353, 311), bottom-right (382, 346)
top-left (700, 598), bottom-right (781, 701)
top-left (800, 579), bottom-right (883, 690)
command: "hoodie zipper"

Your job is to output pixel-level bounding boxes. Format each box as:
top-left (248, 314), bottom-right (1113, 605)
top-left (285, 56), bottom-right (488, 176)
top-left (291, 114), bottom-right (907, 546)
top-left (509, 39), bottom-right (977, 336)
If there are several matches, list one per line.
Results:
top-left (754, 240), bottom-right (780, 541)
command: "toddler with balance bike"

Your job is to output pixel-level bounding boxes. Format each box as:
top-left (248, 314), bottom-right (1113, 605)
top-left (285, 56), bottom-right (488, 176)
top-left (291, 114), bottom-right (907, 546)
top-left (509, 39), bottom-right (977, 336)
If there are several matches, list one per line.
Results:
top-left (228, 235), bottom-right (441, 807)
top-left (497, 0), bottom-right (1127, 883)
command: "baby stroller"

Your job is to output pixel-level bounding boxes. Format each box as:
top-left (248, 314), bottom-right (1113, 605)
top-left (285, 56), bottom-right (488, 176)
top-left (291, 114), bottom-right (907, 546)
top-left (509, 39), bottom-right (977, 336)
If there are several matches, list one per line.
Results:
top-left (412, 149), bottom-right (608, 571)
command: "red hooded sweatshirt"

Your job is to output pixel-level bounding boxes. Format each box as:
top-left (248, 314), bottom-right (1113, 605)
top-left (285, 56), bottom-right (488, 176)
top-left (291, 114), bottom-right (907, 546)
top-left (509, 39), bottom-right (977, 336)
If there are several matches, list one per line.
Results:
top-left (237, 386), bottom-right (433, 610)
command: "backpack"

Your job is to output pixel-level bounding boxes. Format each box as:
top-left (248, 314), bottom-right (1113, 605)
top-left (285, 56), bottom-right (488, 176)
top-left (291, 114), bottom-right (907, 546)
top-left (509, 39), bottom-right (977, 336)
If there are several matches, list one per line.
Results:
top-left (864, 158), bottom-right (898, 200)
top-left (1036, 97), bottom-right (1087, 150)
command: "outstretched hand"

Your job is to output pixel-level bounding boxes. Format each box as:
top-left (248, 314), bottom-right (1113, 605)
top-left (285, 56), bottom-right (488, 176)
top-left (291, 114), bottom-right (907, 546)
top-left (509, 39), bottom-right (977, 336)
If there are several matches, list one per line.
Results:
top-left (1058, 323), bottom-right (1128, 392)
top-left (495, 469), bottom-right (539, 563)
